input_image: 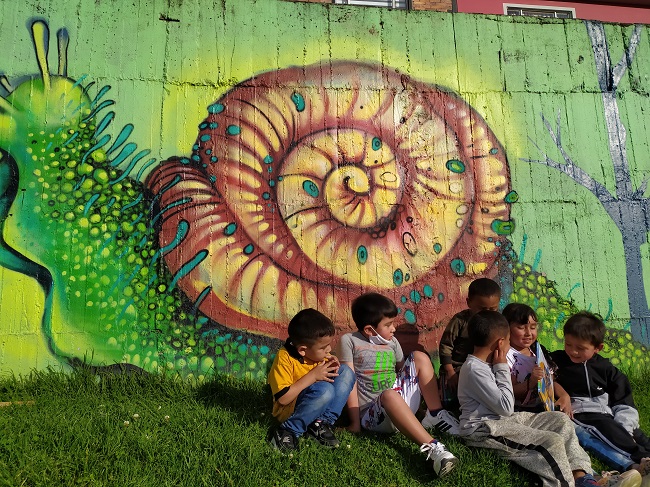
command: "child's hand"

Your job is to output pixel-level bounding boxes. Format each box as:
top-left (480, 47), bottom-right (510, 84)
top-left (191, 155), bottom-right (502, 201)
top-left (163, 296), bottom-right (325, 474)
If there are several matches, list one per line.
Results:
top-left (493, 337), bottom-right (510, 364)
top-left (530, 365), bottom-right (544, 382)
top-left (555, 394), bottom-right (573, 418)
top-left (324, 355), bottom-right (340, 372)
top-left (446, 371), bottom-right (459, 391)
top-left (309, 360), bottom-right (340, 383)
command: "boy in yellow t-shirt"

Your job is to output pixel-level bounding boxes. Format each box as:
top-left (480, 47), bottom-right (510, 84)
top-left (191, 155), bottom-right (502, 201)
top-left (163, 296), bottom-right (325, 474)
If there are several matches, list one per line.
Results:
top-left (268, 308), bottom-right (355, 451)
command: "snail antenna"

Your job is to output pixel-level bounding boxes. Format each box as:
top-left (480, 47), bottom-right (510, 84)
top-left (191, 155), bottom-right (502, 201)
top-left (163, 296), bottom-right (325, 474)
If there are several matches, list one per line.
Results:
top-left (56, 28), bottom-right (69, 77)
top-left (0, 75), bottom-right (11, 92)
top-left (31, 20), bottom-right (51, 90)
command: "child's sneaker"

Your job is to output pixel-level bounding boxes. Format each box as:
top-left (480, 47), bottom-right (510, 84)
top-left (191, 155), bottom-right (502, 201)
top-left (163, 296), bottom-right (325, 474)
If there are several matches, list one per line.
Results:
top-left (576, 474), bottom-right (600, 486)
top-left (306, 420), bottom-right (339, 448)
top-left (634, 430), bottom-right (650, 450)
top-left (420, 440), bottom-right (458, 477)
top-left (597, 470), bottom-right (642, 487)
top-left (270, 427), bottom-right (298, 452)
top-left (421, 409), bottom-right (460, 435)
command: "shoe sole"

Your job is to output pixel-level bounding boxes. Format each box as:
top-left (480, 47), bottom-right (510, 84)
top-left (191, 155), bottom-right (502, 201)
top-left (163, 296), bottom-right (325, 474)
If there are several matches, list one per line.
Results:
top-left (437, 457), bottom-right (459, 478)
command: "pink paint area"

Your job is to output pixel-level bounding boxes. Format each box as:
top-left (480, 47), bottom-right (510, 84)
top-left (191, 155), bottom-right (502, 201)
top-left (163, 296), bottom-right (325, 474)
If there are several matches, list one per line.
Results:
top-left (456, 0), bottom-right (650, 24)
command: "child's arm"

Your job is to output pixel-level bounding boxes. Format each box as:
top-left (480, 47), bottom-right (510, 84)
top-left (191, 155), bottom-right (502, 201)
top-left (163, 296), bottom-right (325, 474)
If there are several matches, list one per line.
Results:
top-left (342, 361), bottom-right (361, 433)
top-left (439, 317), bottom-right (461, 388)
top-left (275, 360), bottom-right (340, 407)
top-left (465, 338), bottom-right (514, 416)
top-left (554, 383), bottom-right (573, 417)
top-left (510, 365), bottom-right (543, 401)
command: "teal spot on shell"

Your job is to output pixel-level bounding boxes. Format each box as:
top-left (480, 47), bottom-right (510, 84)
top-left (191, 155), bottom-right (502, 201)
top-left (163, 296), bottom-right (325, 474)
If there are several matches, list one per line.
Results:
top-left (260, 346), bottom-right (269, 355)
top-left (269, 180), bottom-right (276, 187)
top-left (404, 310), bottom-right (416, 324)
top-left (191, 155), bottom-right (200, 162)
top-left (209, 175), bottom-right (216, 183)
top-left (278, 176), bottom-right (284, 181)
top-left (291, 92), bottom-right (306, 112)
top-left (264, 155), bottom-right (273, 164)
top-left (268, 167), bottom-right (273, 173)
top-left (371, 137), bottom-right (382, 151)
top-left (393, 269), bottom-right (404, 286)
top-left (450, 258), bottom-right (466, 276)
top-left (193, 144), bottom-right (200, 150)
top-left (401, 296), bottom-right (407, 304)
top-left (200, 134), bottom-right (211, 142)
top-left (224, 223), bottom-right (237, 236)
top-left (445, 159), bottom-right (466, 174)
top-left (208, 103), bottom-right (224, 114)
top-left (226, 125), bottom-right (241, 136)
top-left (491, 219), bottom-right (515, 236)
top-left (209, 122), bottom-right (218, 129)
top-left (262, 192), bottom-right (270, 200)
top-left (357, 245), bottom-right (368, 264)
top-left (490, 147), bottom-right (499, 155)
top-left (243, 244), bottom-right (254, 255)
top-left (405, 273), bottom-right (410, 282)
top-left (238, 344), bottom-right (247, 354)
top-left (199, 122), bottom-right (208, 129)
top-left (302, 180), bottom-right (319, 198)
top-left (504, 191), bottom-right (519, 204)
top-left (438, 293), bottom-right (444, 303)
top-left (180, 158), bottom-right (190, 164)
top-left (409, 290), bottom-right (421, 304)
top-left (433, 243), bottom-right (442, 254)
top-left (210, 156), bottom-right (218, 163)
top-left (206, 149), bottom-right (212, 155)
top-left (423, 285), bottom-right (433, 298)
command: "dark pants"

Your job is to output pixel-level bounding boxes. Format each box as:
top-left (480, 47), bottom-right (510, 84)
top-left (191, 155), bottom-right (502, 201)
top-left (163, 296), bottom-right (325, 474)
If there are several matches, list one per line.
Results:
top-left (574, 412), bottom-right (650, 463)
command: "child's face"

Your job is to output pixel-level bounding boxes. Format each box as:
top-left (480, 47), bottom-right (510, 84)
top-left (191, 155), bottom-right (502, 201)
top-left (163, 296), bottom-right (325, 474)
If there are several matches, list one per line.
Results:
top-left (300, 336), bottom-right (333, 364)
top-left (467, 294), bottom-right (500, 315)
top-left (564, 334), bottom-right (603, 363)
top-left (373, 315), bottom-right (396, 341)
top-left (509, 315), bottom-right (538, 351)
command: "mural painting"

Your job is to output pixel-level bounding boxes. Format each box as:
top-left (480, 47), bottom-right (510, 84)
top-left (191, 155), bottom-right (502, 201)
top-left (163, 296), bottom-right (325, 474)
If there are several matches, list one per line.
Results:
top-left (0, 2), bottom-right (649, 380)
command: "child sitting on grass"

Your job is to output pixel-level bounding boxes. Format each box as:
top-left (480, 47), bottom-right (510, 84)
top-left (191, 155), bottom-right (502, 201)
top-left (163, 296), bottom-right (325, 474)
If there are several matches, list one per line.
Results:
top-left (439, 277), bottom-right (501, 409)
top-left (458, 310), bottom-right (605, 487)
top-left (267, 308), bottom-right (355, 451)
top-left (338, 292), bottom-right (459, 478)
top-left (551, 312), bottom-right (650, 484)
top-left (505, 304), bottom-right (642, 487)
top-left (503, 303), bottom-right (572, 414)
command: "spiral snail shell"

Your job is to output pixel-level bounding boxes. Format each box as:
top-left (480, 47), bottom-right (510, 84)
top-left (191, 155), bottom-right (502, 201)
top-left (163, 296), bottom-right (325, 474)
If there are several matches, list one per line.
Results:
top-left (146, 61), bottom-right (512, 350)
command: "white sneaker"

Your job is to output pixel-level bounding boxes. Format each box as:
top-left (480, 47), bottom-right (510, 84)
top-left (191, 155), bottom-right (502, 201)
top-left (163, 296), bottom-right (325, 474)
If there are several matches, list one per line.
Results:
top-left (420, 441), bottom-right (458, 477)
top-left (597, 470), bottom-right (641, 487)
top-left (421, 409), bottom-right (460, 435)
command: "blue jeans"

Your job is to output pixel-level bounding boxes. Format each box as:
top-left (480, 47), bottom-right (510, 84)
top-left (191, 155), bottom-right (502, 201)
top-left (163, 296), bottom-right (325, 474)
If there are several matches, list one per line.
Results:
top-left (282, 363), bottom-right (355, 437)
top-left (574, 423), bottom-right (634, 472)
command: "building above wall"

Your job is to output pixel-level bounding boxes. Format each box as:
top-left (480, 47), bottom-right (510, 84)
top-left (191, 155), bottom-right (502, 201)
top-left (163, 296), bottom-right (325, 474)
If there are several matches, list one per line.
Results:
top-left (286, 0), bottom-right (650, 22)
top-left (456, 0), bottom-right (650, 23)
top-left (285, 0), bottom-right (454, 11)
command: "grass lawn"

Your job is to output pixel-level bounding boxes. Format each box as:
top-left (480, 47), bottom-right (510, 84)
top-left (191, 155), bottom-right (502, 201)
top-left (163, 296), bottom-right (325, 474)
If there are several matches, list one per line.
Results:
top-left (1, 366), bottom-right (649, 487)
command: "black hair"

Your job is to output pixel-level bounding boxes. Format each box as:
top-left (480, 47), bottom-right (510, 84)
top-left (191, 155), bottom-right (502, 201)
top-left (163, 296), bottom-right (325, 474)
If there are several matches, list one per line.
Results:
top-left (502, 303), bottom-right (538, 325)
top-left (468, 310), bottom-right (509, 347)
top-left (564, 311), bottom-right (606, 346)
top-left (467, 278), bottom-right (501, 299)
top-left (351, 293), bottom-right (398, 331)
top-left (287, 308), bottom-right (336, 346)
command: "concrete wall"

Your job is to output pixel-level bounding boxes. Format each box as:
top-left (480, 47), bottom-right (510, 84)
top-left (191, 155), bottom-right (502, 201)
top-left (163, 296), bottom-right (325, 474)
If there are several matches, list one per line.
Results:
top-left (0, 0), bottom-right (649, 380)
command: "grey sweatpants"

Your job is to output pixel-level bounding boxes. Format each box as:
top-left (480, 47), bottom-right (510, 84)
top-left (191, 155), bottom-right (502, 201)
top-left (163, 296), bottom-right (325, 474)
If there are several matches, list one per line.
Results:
top-left (463, 411), bottom-right (592, 487)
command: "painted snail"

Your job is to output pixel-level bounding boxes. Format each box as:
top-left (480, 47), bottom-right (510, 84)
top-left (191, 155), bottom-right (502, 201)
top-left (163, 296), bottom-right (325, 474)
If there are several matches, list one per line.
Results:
top-left (146, 61), bottom-right (513, 350)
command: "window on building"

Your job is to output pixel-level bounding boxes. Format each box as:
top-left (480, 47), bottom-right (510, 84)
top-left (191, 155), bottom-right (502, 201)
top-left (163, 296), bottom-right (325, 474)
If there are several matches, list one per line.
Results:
top-left (504, 4), bottom-right (574, 18)
top-left (333, 0), bottom-right (409, 9)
